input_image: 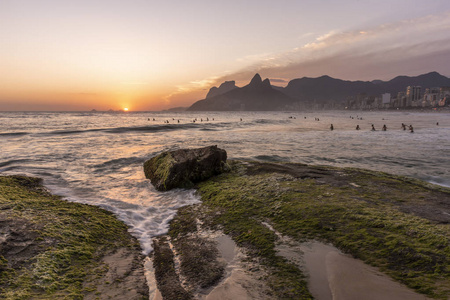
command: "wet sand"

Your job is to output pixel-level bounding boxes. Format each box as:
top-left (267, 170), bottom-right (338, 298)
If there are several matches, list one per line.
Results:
top-left (300, 241), bottom-right (430, 300)
top-left (203, 235), bottom-right (270, 300)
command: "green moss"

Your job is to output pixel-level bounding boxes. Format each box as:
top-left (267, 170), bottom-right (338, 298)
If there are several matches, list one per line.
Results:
top-left (143, 152), bottom-right (176, 190)
top-left (0, 175), bottom-right (141, 299)
top-left (195, 161), bottom-right (450, 299)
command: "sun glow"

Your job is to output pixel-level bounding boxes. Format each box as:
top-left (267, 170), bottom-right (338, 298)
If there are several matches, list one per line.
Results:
top-left (123, 108), bottom-right (129, 111)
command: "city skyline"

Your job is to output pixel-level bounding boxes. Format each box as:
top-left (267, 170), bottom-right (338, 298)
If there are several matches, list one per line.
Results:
top-left (2, 0), bottom-right (450, 111)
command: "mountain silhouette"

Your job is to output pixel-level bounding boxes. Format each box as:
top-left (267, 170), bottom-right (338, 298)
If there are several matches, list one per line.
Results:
top-left (206, 81), bottom-right (237, 98)
top-left (188, 74), bottom-right (294, 111)
top-left (281, 71), bottom-right (450, 103)
top-left (188, 72), bottom-right (450, 111)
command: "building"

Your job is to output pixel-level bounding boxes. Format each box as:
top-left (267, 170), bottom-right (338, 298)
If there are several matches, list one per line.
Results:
top-left (381, 93), bottom-right (391, 108)
top-left (406, 86), bottom-right (421, 106)
top-left (423, 88), bottom-right (440, 107)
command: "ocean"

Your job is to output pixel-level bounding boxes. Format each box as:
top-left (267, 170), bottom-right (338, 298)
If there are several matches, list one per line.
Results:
top-left (1, 110), bottom-right (449, 254)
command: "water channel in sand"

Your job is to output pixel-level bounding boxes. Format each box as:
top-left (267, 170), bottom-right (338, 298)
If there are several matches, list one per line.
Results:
top-left (298, 241), bottom-right (430, 300)
top-left (146, 231), bottom-right (430, 300)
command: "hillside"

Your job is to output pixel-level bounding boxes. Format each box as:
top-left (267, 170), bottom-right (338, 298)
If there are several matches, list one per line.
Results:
top-left (188, 74), bottom-right (295, 111)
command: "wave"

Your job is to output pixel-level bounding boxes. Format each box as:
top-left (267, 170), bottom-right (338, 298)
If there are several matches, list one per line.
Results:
top-left (1, 119), bottom-right (286, 138)
top-left (0, 159), bottom-right (32, 168)
top-left (0, 132), bottom-right (29, 137)
top-left (92, 156), bottom-right (144, 173)
top-left (41, 123), bottom-right (211, 136)
top-left (253, 154), bottom-right (289, 162)
top-left (36, 121), bottom-right (242, 136)
top-left (252, 118), bottom-right (291, 125)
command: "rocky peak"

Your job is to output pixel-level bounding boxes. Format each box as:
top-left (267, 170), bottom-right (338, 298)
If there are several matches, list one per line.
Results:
top-left (249, 73), bottom-right (263, 86)
top-left (206, 81), bottom-right (237, 98)
top-left (262, 78), bottom-right (271, 88)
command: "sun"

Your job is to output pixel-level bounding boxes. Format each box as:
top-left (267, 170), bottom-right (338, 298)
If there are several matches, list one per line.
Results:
top-left (123, 107), bottom-right (129, 112)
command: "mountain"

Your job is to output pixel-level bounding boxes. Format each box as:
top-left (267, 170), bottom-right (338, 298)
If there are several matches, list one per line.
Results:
top-left (281, 71), bottom-right (450, 103)
top-left (188, 74), bottom-right (295, 111)
top-left (206, 81), bottom-right (237, 98)
top-left (380, 72), bottom-right (450, 94)
top-left (282, 75), bottom-right (379, 103)
top-left (187, 71), bottom-right (450, 111)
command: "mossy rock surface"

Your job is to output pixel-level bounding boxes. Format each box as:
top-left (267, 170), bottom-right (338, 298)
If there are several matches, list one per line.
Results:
top-left (163, 160), bottom-right (450, 299)
top-left (0, 175), bottom-right (148, 299)
top-left (143, 145), bottom-right (228, 191)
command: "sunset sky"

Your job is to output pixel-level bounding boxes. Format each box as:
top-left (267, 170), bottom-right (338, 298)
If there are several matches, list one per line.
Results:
top-left (1, 0), bottom-right (450, 111)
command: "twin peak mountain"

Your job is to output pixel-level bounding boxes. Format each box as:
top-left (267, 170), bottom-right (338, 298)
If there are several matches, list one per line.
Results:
top-left (187, 72), bottom-right (450, 111)
top-left (188, 74), bottom-right (293, 111)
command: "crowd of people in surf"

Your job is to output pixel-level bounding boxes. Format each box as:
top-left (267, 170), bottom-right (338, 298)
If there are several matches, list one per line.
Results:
top-left (326, 115), bottom-right (427, 133)
top-left (330, 122), bottom-right (415, 132)
top-left (148, 117), bottom-right (215, 124)
top-left (146, 115), bottom-right (441, 133)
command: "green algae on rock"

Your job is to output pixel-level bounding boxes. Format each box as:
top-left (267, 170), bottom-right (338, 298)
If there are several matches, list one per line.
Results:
top-left (143, 145), bottom-right (229, 191)
top-left (0, 175), bottom-right (148, 300)
top-left (156, 160), bottom-right (450, 299)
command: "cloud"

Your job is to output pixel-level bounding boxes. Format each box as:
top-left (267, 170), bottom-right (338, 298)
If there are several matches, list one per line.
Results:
top-left (232, 11), bottom-right (450, 81)
top-left (162, 76), bottom-right (221, 105)
top-left (166, 11), bottom-right (450, 106)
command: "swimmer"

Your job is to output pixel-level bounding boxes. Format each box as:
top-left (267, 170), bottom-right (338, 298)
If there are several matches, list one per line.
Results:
top-left (330, 124), bottom-right (334, 131)
top-left (356, 125), bottom-right (360, 130)
top-left (371, 124), bottom-right (376, 131)
top-left (382, 124), bottom-right (387, 131)
top-left (402, 123), bottom-right (406, 130)
top-left (409, 125), bottom-right (414, 133)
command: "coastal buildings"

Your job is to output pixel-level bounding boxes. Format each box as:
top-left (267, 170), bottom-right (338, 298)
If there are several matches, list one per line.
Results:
top-left (345, 85), bottom-right (449, 110)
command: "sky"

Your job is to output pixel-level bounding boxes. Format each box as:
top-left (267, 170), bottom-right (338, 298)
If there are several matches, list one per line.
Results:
top-left (1, 0), bottom-right (450, 111)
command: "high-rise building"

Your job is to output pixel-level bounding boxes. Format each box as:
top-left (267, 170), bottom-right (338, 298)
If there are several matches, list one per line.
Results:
top-left (406, 86), bottom-right (421, 105)
top-left (382, 93), bottom-right (391, 107)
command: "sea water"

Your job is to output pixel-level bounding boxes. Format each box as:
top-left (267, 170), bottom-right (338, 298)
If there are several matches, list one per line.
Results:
top-left (1, 110), bottom-right (449, 254)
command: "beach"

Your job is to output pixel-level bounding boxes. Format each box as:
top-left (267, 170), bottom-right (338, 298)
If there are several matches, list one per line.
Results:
top-left (1, 110), bottom-right (450, 298)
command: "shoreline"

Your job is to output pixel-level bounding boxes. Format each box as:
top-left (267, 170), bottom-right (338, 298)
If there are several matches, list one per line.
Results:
top-left (2, 158), bottom-right (450, 299)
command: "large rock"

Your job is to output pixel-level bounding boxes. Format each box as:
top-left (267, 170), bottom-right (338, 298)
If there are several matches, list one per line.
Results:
top-left (144, 145), bottom-right (228, 191)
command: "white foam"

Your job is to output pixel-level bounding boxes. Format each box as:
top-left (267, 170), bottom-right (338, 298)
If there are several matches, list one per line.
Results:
top-left (111, 189), bottom-right (201, 255)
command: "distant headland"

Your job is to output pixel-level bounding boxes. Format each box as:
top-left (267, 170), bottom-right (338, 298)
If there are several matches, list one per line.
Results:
top-left (187, 72), bottom-right (450, 111)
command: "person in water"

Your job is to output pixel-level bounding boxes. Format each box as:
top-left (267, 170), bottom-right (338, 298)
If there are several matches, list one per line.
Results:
top-left (330, 124), bottom-right (334, 131)
top-left (382, 124), bottom-right (387, 131)
top-left (356, 125), bottom-right (360, 130)
top-left (371, 124), bottom-right (376, 131)
top-left (402, 123), bottom-right (406, 130)
top-left (409, 125), bottom-right (414, 133)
